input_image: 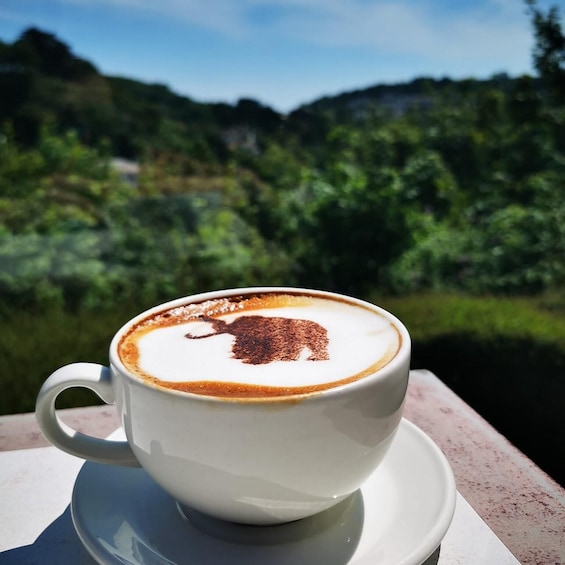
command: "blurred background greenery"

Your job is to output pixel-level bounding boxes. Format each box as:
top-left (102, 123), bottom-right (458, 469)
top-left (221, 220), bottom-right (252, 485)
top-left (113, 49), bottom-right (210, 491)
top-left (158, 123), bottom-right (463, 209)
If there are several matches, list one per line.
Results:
top-left (0, 3), bottom-right (563, 485)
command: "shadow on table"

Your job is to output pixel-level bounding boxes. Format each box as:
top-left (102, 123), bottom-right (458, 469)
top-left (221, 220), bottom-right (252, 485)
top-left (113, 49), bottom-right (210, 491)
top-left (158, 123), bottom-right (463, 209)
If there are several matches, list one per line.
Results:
top-left (0, 502), bottom-right (441, 565)
top-left (0, 506), bottom-right (94, 564)
top-left (423, 546), bottom-right (441, 564)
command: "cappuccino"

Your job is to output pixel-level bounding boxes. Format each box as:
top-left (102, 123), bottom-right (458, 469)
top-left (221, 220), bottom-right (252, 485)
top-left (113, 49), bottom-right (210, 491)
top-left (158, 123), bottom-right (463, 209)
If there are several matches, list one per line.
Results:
top-left (118, 291), bottom-right (401, 398)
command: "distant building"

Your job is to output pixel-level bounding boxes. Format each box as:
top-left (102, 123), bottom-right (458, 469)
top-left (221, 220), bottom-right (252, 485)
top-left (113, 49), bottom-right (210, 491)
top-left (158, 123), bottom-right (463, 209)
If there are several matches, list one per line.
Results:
top-left (110, 158), bottom-right (140, 186)
top-left (221, 126), bottom-right (260, 155)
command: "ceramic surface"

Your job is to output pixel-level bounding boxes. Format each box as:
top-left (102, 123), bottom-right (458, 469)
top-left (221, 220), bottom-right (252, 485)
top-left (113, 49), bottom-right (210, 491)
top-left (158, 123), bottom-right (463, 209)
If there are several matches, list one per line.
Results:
top-left (71, 419), bottom-right (456, 565)
top-left (37, 287), bottom-right (411, 524)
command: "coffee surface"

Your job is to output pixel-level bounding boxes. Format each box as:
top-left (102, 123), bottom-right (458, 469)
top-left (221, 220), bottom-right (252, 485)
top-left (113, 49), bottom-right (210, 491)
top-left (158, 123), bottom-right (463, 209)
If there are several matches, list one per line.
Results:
top-left (118, 292), bottom-right (401, 398)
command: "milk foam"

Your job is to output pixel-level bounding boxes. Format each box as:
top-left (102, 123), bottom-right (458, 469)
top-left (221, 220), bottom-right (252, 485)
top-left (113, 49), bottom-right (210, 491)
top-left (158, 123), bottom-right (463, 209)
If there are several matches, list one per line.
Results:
top-left (125, 296), bottom-right (399, 389)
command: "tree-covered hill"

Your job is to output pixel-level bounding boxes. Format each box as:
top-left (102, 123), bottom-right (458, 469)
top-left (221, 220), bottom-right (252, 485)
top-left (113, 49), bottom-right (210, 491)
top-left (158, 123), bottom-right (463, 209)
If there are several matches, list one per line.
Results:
top-left (0, 27), bottom-right (284, 159)
top-left (0, 26), bottom-right (555, 162)
top-left (1, 12), bottom-right (564, 302)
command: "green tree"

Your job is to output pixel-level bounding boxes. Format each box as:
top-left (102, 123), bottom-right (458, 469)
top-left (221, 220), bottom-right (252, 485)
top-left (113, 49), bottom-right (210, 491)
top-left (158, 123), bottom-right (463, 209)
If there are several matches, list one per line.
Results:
top-left (527, 0), bottom-right (565, 102)
top-left (281, 159), bottom-right (411, 295)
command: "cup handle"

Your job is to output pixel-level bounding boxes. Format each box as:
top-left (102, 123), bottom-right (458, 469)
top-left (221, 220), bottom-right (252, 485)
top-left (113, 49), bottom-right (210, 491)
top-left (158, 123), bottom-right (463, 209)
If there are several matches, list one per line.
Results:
top-left (35, 362), bottom-right (140, 467)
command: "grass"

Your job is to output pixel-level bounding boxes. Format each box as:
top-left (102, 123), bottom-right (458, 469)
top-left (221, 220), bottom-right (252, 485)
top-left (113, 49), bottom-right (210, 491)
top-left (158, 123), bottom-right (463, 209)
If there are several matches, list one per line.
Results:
top-left (373, 291), bottom-right (565, 486)
top-left (0, 304), bottom-right (139, 415)
top-left (376, 292), bottom-right (565, 343)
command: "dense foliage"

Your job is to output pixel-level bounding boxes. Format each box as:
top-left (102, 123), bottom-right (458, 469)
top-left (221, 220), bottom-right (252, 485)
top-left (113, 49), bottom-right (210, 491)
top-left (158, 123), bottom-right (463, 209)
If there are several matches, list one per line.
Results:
top-left (1, 6), bottom-right (563, 310)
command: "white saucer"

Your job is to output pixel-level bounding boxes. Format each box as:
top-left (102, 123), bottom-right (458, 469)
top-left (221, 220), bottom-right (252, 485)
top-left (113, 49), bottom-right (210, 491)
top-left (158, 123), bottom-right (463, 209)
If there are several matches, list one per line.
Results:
top-left (71, 419), bottom-right (456, 565)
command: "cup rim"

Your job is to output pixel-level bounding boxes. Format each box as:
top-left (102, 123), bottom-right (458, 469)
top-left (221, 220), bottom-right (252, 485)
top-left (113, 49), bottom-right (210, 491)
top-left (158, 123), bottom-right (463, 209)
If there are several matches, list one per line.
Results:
top-left (109, 286), bottom-right (411, 403)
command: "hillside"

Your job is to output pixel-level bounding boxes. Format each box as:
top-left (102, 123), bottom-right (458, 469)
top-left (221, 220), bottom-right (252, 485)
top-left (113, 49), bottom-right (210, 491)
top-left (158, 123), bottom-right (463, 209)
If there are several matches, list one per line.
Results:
top-left (0, 28), bottom-right (283, 159)
top-left (0, 27), bottom-right (542, 161)
top-left (299, 73), bottom-right (540, 121)
top-left (1, 23), bottom-right (563, 298)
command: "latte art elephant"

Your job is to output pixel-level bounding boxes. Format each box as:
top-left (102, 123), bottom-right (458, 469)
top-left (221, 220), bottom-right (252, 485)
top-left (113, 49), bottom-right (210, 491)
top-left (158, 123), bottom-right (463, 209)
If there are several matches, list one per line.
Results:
top-left (185, 315), bottom-right (330, 365)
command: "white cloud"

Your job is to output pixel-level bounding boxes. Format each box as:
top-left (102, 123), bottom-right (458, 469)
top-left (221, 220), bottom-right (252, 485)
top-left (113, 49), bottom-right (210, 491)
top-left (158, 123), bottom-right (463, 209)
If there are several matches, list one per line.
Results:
top-left (244, 0), bottom-right (533, 65)
top-left (7, 0), bottom-right (539, 105)
top-left (72, 0), bottom-right (532, 69)
top-left (62, 0), bottom-right (252, 38)
top-left (58, 0), bottom-right (531, 41)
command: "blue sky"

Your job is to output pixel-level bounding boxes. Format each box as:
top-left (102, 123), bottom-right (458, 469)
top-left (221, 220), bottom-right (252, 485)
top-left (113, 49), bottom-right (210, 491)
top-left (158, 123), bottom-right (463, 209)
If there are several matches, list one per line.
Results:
top-left (0, 0), bottom-right (558, 113)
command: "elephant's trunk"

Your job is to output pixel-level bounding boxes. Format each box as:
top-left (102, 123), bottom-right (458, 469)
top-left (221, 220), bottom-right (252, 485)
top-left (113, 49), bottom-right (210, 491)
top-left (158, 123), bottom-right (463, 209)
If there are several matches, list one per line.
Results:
top-left (185, 316), bottom-right (228, 339)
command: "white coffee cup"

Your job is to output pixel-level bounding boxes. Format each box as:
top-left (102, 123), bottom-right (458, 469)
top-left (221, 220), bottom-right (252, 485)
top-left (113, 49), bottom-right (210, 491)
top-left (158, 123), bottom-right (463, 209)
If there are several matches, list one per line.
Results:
top-left (36, 287), bottom-right (410, 525)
